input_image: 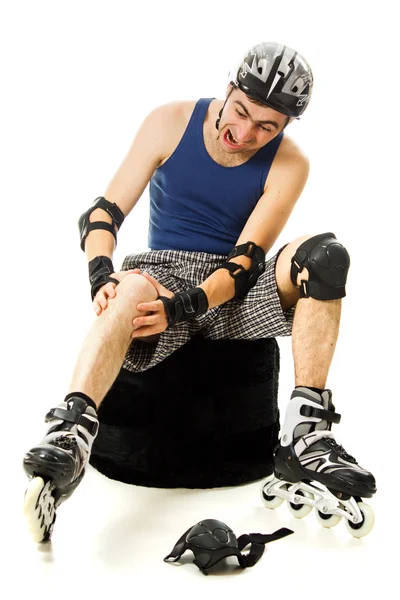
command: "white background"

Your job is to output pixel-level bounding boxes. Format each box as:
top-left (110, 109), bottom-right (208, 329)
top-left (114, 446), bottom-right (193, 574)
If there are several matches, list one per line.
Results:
top-left (1, 0), bottom-right (398, 597)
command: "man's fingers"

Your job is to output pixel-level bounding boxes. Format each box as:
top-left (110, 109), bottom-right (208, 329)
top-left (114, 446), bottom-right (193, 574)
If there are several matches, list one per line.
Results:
top-left (105, 282), bottom-right (116, 298)
top-left (140, 271), bottom-right (156, 284)
top-left (137, 271), bottom-right (174, 299)
top-left (95, 290), bottom-right (109, 310)
top-left (132, 314), bottom-right (158, 328)
top-left (140, 271), bottom-right (165, 293)
top-left (98, 298), bottom-right (108, 310)
top-left (93, 299), bottom-right (101, 315)
top-left (136, 299), bottom-right (163, 312)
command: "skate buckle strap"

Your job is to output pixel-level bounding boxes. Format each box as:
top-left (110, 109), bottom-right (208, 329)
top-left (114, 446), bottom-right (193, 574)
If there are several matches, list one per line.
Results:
top-left (45, 408), bottom-right (99, 436)
top-left (300, 404), bottom-right (341, 424)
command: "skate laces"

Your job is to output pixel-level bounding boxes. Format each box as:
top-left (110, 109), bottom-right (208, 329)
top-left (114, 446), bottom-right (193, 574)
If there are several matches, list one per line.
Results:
top-left (51, 435), bottom-right (78, 451)
top-left (326, 438), bottom-right (357, 464)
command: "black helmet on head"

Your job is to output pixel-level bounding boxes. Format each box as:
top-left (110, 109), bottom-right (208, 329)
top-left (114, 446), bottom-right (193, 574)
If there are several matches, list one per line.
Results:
top-left (229, 41), bottom-right (313, 118)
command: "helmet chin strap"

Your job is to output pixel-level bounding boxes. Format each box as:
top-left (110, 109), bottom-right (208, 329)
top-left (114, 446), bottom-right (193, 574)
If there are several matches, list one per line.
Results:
top-left (215, 87), bottom-right (235, 135)
top-left (215, 104), bottom-right (225, 134)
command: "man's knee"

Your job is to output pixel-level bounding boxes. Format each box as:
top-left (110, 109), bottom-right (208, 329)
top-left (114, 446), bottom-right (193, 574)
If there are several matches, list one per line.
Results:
top-left (108, 273), bottom-right (158, 318)
top-left (290, 232), bottom-right (350, 300)
top-left (117, 273), bottom-right (157, 298)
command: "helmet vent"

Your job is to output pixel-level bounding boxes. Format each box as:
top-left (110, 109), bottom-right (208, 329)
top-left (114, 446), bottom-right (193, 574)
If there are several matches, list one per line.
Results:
top-left (233, 42), bottom-right (313, 117)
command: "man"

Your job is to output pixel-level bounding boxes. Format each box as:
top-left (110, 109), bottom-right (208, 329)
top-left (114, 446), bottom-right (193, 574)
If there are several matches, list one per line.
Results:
top-left (23, 42), bottom-right (376, 543)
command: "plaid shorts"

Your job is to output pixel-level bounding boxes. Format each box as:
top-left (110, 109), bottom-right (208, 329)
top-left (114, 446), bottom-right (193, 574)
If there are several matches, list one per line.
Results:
top-left (120, 248), bottom-right (294, 372)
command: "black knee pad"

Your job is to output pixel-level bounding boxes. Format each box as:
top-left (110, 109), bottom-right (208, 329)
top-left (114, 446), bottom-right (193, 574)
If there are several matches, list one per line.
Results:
top-left (290, 232), bottom-right (350, 300)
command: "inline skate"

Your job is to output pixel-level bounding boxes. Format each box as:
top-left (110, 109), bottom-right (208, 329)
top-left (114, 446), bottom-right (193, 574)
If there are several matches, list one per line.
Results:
top-left (23, 395), bottom-right (98, 542)
top-left (261, 387), bottom-right (376, 537)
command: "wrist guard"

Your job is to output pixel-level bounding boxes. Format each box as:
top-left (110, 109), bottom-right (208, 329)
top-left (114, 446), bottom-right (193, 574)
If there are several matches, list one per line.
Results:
top-left (88, 256), bottom-right (119, 300)
top-left (159, 288), bottom-right (209, 327)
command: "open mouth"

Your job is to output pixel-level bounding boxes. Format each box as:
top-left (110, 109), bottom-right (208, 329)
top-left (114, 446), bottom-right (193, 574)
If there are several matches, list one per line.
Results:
top-left (224, 128), bottom-right (243, 148)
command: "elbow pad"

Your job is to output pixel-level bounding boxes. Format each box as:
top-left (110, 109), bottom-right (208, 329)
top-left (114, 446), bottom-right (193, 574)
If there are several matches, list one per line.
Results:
top-left (78, 196), bottom-right (125, 251)
top-left (212, 241), bottom-right (265, 299)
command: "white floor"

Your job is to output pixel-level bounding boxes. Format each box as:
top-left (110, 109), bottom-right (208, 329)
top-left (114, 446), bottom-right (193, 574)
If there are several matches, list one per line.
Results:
top-left (4, 334), bottom-right (396, 599)
top-left (5, 459), bottom-right (393, 599)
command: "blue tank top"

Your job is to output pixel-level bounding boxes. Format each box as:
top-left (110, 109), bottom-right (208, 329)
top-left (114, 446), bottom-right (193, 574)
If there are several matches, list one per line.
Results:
top-left (148, 98), bottom-right (283, 255)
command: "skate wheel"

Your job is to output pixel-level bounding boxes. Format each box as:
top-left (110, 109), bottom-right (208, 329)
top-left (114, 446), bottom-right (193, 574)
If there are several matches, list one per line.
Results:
top-left (260, 478), bottom-right (285, 508)
top-left (23, 477), bottom-right (56, 543)
top-left (316, 511), bottom-right (342, 528)
top-left (287, 490), bottom-right (313, 518)
top-left (345, 502), bottom-right (374, 538)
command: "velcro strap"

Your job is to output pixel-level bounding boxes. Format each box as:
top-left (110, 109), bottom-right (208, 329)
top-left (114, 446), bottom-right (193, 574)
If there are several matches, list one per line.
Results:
top-left (94, 197), bottom-right (125, 229)
top-left (106, 277), bottom-right (119, 286)
top-left (300, 404), bottom-right (341, 424)
top-left (213, 262), bottom-right (245, 279)
top-left (227, 241), bottom-right (264, 260)
top-left (299, 279), bottom-right (345, 300)
top-left (236, 528), bottom-right (294, 568)
top-left (85, 221), bottom-right (117, 241)
top-left (45, 408), bottom-right (99, 436)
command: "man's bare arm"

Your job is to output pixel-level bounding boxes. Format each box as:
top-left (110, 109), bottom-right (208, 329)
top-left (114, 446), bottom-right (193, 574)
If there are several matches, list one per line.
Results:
top-left (80, 103), bottom-right (186, 310)
top-left (83, 102), bottom-right (182, 261)
top-left (198, 139), bottom-right (310, 308)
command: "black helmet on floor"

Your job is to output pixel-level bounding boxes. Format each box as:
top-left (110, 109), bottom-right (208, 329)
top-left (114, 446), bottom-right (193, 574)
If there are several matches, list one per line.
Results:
top-left (229, 42), bottom-right (314, 118)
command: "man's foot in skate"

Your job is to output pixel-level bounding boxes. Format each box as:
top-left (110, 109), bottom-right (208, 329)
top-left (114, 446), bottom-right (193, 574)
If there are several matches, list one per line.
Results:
top-left (261, 386), bottom-right (377, 537)
top-left (275, 387), bottom-right (376, 499)
top-left (23, 394), bottom-right (98, 542)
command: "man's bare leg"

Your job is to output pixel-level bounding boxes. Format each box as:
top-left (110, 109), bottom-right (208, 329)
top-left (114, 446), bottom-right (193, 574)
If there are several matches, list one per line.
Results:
top-left (275, 235), bottom-right (341, 389)
top-left (23, 274), bottom-right (158, 542)
top-left (68, 273), bottom-right (158, 408)
top-left (291, 297), bottom-right (341, 388)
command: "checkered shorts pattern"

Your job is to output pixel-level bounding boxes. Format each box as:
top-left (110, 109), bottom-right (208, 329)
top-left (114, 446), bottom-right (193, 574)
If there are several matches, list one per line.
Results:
top-left (121, 247), bottom-right (294, 372)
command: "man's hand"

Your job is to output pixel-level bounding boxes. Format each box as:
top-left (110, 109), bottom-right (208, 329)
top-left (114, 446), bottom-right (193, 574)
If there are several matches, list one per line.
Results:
top-left (93, 268), bottom-right (140, 315)
top-left (131, 272), bottom-right (174, 339)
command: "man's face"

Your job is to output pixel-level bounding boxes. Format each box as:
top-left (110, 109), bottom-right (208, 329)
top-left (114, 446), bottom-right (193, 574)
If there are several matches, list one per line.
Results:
top-left (217, 87), bottom-right (289, 153)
